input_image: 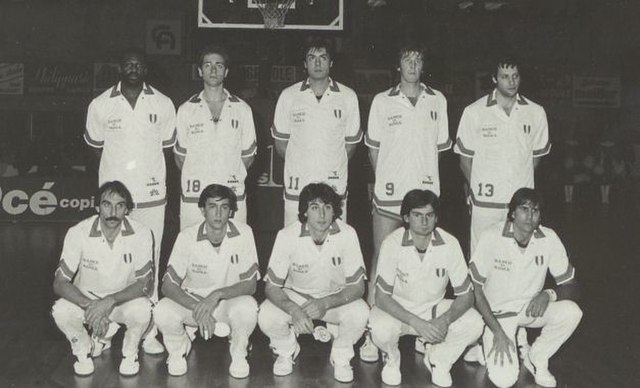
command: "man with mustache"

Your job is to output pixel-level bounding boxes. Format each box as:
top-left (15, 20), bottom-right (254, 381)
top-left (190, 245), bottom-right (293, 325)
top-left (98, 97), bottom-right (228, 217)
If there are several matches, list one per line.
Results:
top-left (52, 181), bottom-right (154, 376)
top-left (84, 48), bottom-right (176, 354)
top-left (469, 188), bottom-right (582, 388)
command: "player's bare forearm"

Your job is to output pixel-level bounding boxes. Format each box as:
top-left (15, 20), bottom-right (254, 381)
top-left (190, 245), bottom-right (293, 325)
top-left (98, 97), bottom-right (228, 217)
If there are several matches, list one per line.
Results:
top-left (533, 156), bottom-right (542, 170)
top-left (161, 278), bottom-right (199, 310)
top-left (53, 274), bottom-right (93, 308)
top-left (368, 148), bottom-right (379, 174)
top-left (174, 153), bottom-right (185, 170)
top-left (438, 291), bottom-right (474, 326)
top-left (265, 283), bottom-right (304, 316)
top-left (104, 278), bottom-right (148, 305)
top-left (345, 143), bottom-right (358, 160)
top-left (556, 278), bottom-right (580, 302)
top-left (274, 139), bottom-right (288, 159)
top-left (376, 288), bottom-right (422, 328)
top-left (242, 155), bottom-right (255, 170)
top-left (318, 279), bottom-right (365, 310)
top-left (205, 278), bottom-right (257, 302)
top-left (473, 283), bottom-right (504, 335)
top-left (460, 156), bottom-right (473, 185)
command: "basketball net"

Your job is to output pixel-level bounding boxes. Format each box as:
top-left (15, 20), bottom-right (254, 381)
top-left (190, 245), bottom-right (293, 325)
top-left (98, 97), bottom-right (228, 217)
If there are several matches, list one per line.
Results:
top-left (255, 0), bottom-right (295, 29)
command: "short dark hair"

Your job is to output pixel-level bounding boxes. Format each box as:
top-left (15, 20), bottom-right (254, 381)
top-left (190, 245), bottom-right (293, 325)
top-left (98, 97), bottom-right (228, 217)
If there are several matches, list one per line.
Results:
top-left (198, 184), bottom-right (238, 211)
top-left (507, 188), bottom-right (542, 221)
top-left (303, 37), bottom-right (335, 62)
top-left (298, 183), bottom-right (342, 223)
top-left (120, 47), bottom-right (146, 65)
top-left (397, 42), bottom-right (425, 67)
top-left (97, 181), bottom-right (134, 211)
top-left (493, 55), bottom-right (520, 78)
top-left (400, 189), bottom-right (440, 229)
top-left (198, 44), bottom-right (231, 68)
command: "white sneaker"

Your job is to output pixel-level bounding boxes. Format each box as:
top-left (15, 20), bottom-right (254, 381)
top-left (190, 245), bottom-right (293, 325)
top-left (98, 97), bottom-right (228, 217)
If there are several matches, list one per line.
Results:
top-left (359, 333), bottom-right (379, 362)
top-left (381, 352), bottom-right (401, 386)
top-left (91, 337), bottom-right (111, 358)
top-left (424, 347), bottom-right (452, 387)
top-left (524, 354), bottom-right (557, 387)
top-left (273, 343), bottom-right (300, 376)
top-left (462, 344), bottom-right (486, 365)
top-left (73, 354), bottom-right (95, 376)
top-left (415, 337), bottom-right (427, 354)
top-left (119, 355), bottom-right (140, 376)
top-left (331, 359), bottom-right (354, 383)
top-left (229, 357), bottom-right (250, 379)
top-left (142, 336), bottom-right (165, 355)
top-left (517, 327), bottom-right (530, 361)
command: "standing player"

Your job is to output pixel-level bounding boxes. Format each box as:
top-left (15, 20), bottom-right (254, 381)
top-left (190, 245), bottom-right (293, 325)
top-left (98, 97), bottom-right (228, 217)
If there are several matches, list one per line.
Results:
top-left (361, 43), bottom-right (451, 362)
top-left (154, 184), bottom-right (259, 378)
top-left (369, 190), bottom-right (483, 387)
top-left (258, 183), bottom-right (369, 383)
top-left (470, 188), bottom-right (582, 388)
top-left (454, 56), bottom-right (550, 255)
top-left (51, 181), bottom-right (154, 376)
top-left (174, 45), bottom-right (257, 229)
top-left (84, 48), bottom-right (176, 353)
top-left (272, 37), bottom-right (362, 226)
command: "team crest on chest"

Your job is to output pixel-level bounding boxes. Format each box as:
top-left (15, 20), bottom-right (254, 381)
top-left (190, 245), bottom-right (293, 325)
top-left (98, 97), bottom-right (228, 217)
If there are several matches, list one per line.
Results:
top-left (523, 124), bottom-right (531, 134)
top-left (231, 119), bottom-right (239, 129)
top-left (435, 267), bottom-right (446, 278)
top-left (230, 254), bottom-right (239, 264)
top-left (123, 253), bottom-right (132, 264)
top-left (334, 109), bottom-right (342, 119)
top-left (149, 114), bottom-right (157, 124)
top-left (331, 256), bottom-right (342, 266)
top-left (534, 255), bottom-right (544, 266)
top-left (430, 111), bottom-right (438, 121)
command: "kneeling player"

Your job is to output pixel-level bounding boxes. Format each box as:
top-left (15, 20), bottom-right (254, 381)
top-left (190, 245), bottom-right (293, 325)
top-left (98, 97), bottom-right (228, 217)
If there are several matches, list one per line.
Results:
top-left (52, 181), bottom-right (154, 376)
top-left (154, 184), bottom-right (259, 378)
top-left (258, 183), bottom-right (369, 383)
top-left (369, 190), bottom-right (483, 387)
top-left (470, 188), bottom-right (582, 388)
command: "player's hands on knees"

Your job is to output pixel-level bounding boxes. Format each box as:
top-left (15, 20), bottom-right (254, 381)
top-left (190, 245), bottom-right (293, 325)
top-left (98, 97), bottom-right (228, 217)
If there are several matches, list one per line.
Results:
top-left (291, 308), bottom-right (314, 335)
top-left (412, 317), bottom-right (446, 344)
top-left (193, 294), bottom-right (220, 323)
top-left (300, 298), bottom-right (327, 320)
top-left (90, 317), bottom-right (111, 338)
top-left (85, 297), bottom-right (115, 328)
top-left (487, 329), bottom-right (515, 366)
top-left (197, 315), bottom-right (217, 340)
top-left (526, 291), bottom-right (550, 318)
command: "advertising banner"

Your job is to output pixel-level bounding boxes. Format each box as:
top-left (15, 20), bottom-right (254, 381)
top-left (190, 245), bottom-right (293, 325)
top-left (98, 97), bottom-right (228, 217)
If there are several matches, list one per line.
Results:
top-left (573, 76), bottom-right (621, 108)
top-left (0, 63), bottom-right (24, 95)
top-left (24, 63), bottom-right (92, 96)
top-left (0, 177), bottom-right (97, 222)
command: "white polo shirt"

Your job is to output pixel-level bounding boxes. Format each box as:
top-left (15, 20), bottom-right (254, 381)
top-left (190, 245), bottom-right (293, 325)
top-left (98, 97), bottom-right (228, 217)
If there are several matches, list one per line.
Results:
top-left (272, 78), bottom-right (362, 200)
top-left (85, 82), bottom-right (177, 208)
top-left (454, 90), bottom-right (550, 209)
top-left (366, 84), bottom-right (451, 213)
top-left (55, 215), bottom-right (153, 298)
top-left (174, 90), bottom-right (257, 203)
top-left (164, 220), bottom-right (260, 299)
top-left (264, 219), bottom-right (366, 299)
top-left (469, 221), bottom-right (575, 316)
top-left (376, 227), bottom-right (472, 315)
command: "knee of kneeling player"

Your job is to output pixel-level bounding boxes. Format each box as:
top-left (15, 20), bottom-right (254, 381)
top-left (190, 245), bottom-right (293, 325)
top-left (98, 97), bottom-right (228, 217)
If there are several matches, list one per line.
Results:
top-left (51, 299), bottom-right (82, 323)
top-left (257, 301), bottom-right (288, 333)
top-left (124, 299), bottom-right (152, 325)
top-left (488, 367), bottom-right (519, 388)
top-left (561, 300), bottom-right (583, 325)
top-left (152, 299), bottom-right (176, 327)
top-left (228, 297), bottom-right (259, 324)
top-left (337, 300), bottom-right (369, 329)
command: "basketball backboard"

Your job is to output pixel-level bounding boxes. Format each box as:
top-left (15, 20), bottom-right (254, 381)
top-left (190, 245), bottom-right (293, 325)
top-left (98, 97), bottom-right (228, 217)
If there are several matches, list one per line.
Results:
top-left (198, 0), bottom-right (344, 30)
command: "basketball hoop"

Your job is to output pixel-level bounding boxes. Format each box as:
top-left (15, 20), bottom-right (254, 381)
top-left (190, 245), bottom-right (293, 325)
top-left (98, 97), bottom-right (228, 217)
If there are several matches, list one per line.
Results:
top-left (255, 0), bottom-right (295, 29)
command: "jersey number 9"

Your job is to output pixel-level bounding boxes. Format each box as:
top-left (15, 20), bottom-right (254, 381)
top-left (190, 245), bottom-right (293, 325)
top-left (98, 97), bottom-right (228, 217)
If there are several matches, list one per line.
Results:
top-left (385, 182), bottom-right (394, 196)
